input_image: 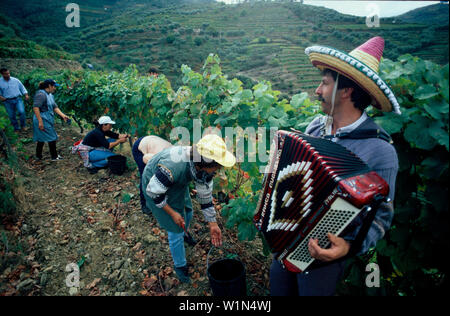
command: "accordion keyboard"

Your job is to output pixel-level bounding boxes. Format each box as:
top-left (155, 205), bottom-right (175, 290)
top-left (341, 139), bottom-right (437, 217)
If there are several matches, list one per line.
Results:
top-left (284, 197), bottom-right (361, 272)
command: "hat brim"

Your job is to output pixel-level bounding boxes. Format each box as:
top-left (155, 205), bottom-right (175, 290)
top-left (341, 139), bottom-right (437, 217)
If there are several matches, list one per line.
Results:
top-left (199, 150), bottom-right (236, 168)
top-left (306, 46), bottom-right (401, 114)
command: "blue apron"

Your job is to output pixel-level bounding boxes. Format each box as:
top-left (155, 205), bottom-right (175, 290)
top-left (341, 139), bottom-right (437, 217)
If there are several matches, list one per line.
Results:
top-left (33, 90), bottom-right (58, 142)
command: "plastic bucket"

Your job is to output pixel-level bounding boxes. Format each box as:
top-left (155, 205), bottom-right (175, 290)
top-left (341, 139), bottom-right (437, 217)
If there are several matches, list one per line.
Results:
top-left (207, 247), bottom-right (247, 296)
top-left (107, 155), bottom-right (127, 175)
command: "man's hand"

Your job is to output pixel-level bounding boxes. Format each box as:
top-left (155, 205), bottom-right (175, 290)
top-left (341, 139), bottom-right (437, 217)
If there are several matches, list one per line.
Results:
top-left (308, 233), bottom-right (351, 262)
top-left (24, 94), bottom-right (29, 101)
top-left (0, 96), bottom-right (6, 102)
top-left (209, 222), bottom-right (222, 247)
top-left (38, 120), bottom-right (45, 131)
top-left (171, 212), bottom-right (185, 230)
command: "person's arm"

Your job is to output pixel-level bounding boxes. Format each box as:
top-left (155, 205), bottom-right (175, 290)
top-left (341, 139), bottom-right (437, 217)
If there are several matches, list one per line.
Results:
top-left (0, 85), bottom-right (5, 101)
top-left (195, 180), bottom-right (222, 247)
top-left (105, 130), bottom-right (120, 139)
top-left (33, 93), bottom-right (46, 131)
top-left (18, 80), bottom-right (29, 101)
top-left (53, 107), bottom-right (69, 122)
top-left (145, 164), bottom-right (185, 227)
top-left (162, 204), bottom-right (185, 229)
top-left (33, 107), bottom-right (45, 131)
top-left (108, 137), bottom-right (127, 149)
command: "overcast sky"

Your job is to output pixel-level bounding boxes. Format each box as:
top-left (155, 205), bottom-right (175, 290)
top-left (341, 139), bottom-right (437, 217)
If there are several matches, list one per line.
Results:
top-left (216, 1), bottom-right (443, 18)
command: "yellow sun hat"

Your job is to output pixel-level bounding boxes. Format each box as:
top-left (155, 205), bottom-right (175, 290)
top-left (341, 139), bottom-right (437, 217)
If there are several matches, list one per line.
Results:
top-left (195, 134), bottom-right (236, 168)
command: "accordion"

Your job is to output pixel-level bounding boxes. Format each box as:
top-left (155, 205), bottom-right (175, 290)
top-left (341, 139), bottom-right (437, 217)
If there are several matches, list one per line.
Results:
top-left (254, 130), bottom-right (389, 272)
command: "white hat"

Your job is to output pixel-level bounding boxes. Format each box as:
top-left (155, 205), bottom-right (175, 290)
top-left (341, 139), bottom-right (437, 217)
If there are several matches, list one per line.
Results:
top-left (98, 116), bottom-right (116, 125)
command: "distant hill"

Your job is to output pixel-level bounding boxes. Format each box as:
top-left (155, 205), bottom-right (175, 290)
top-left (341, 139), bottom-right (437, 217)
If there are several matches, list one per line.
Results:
top-left (0, 58), bottom-right (82, 75)
top-left (0, 12), bottom-right (81, 74)
top-left (1, 1), bottom-right (448, 96)
top-left (397, 3), bottom-right (449, 25)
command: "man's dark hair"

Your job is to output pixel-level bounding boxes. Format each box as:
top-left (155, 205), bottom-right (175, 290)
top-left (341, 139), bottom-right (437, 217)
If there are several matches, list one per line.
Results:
top-left (322, 68), bottom-right (372, 111)
top-left (190, 146), bottom-right (221, 169)
top-left (0, 68), bottom-right (8, 74)
top-left (38, 81), bottom-right (51, 90)
top-left (148, 67), bottom-right (159, 74)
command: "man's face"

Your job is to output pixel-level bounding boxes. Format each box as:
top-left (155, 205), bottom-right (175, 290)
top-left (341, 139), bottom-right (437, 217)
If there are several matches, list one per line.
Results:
top-left (102, 123), bottom-right (113, 132)
top-left (315, 73), bottom-right (339, 115)
top-left (2, 71), bottom-right (11, 81)
top-left (49, 85), bottom-right (57, 94)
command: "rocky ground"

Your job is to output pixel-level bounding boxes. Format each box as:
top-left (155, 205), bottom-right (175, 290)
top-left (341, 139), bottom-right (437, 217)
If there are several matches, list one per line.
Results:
top-left (0, 121), bottom-right (271, 296)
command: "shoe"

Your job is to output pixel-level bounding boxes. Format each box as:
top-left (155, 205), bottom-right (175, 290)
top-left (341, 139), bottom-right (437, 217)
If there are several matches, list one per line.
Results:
top-left (174, 265), bottom-right (190, 283)
top-left (35, 156), bottom-right (43, 161)
top-left (184, 233), bottom-right (197, 246)
top-left (87, 167), bottom-right (98, 174)
top-left (51, 155), bottom-right (63, 161)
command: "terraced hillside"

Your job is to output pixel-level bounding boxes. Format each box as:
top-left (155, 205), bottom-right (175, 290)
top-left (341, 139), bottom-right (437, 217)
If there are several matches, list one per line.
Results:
top-left (1, 1), bottom-right (448, 97)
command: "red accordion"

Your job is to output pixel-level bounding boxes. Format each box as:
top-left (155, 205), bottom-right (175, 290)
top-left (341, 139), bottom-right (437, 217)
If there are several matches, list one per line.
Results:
top-left (254, 130), bottom-right (389, 272)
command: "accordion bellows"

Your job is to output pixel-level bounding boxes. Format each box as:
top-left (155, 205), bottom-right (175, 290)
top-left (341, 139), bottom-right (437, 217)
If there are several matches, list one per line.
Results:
top-left (254, 131), bottom-right (389, 272)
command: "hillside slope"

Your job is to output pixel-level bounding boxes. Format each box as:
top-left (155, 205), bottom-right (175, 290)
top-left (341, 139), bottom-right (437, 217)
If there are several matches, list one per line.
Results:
top-left (1, 1), bottom-right (448, 96)
top-left (397, 3), bottom-right (449, 25)
top-left (0, 58), bottom-right (82, 75)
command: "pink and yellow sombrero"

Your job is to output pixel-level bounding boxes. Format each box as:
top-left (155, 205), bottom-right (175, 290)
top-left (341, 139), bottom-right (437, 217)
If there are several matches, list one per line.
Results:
top-left (305, 36), bottom-right (401, 114)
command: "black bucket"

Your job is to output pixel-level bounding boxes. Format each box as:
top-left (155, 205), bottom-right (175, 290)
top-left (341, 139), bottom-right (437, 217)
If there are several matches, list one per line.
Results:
top-left (107, 155), bottom-right (127, 175)
top-left (207, 247), bottom-right (247, 296)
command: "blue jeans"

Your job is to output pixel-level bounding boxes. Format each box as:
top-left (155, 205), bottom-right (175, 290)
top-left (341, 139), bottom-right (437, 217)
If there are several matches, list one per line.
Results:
top-left (167, 210), bottom-right (193, 268)
top-left (4, 98), bottom-right (26, 130)
top-left (89, 139), bottom-right (116, 168)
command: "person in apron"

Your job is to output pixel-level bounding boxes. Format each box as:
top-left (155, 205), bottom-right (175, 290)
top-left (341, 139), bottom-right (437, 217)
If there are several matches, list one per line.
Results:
top-left (32, 79), bottom-right (69, 161)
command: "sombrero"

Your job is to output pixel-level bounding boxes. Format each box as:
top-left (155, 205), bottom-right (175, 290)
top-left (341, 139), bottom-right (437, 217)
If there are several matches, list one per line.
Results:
top-left (305, 36), bottom-right (401, 114)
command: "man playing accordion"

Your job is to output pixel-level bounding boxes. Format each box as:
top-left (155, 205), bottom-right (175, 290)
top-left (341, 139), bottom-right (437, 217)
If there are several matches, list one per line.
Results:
top-left (269, 37), bottom-right (400, 296)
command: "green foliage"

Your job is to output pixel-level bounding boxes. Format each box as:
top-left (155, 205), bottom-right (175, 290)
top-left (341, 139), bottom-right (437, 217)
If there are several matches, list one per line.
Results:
top-left (12, 52), bottom-right (450, 295)
top-left (0, 177), bottom-right (16, 215)
top-left (0, 108), bottom-right (18, 215)
top-left (0, 38), bottom-right (74, 60)
top-left (171, 54), bottom-right (320, 241)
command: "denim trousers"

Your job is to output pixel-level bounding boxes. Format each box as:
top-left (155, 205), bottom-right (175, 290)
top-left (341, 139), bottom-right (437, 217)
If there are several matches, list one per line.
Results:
top-left (88, 139), bottom-right (116, 168)
top-left (167, 210), bottom-right (193, 268)
top-left (4, 98), bottom-right (26, 130)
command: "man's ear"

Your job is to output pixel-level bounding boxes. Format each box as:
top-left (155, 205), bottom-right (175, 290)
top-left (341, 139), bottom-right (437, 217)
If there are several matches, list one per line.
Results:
top-left (341, 87), bottom-right (354, 100)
